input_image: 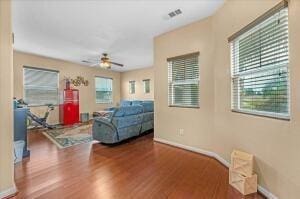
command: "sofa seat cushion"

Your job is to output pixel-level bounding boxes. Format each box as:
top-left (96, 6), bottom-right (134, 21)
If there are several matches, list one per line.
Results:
top-left (112, 114), bottom-right (143, 129)
top-left (114, 105), bottom-right (143, 117)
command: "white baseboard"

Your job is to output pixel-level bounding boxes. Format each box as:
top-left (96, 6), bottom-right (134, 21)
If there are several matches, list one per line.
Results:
top-left (0, 184), bottom-right (17, 199)
top-left (257, 186), bottom-right (278, 199)
top-left (153, 137), bottom-right (278, 199)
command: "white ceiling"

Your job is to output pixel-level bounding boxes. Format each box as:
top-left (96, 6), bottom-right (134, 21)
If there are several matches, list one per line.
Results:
top-left (12, 0), bottom-right (224, 72)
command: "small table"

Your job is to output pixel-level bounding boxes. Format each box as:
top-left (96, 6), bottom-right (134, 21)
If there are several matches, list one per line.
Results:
top-left (93, 111), bottom-right (112, 118)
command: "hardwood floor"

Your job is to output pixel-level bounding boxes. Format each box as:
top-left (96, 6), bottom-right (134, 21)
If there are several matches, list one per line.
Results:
top-left (14, 131), bottom-right (265, 199)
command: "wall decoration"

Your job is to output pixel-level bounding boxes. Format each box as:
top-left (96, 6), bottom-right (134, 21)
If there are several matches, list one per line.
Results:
top-left (71, 76), bottom-right (89, 87)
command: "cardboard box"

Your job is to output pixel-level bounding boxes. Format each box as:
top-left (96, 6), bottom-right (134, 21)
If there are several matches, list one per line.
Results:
top-left (231, 150), bottom-right (254, 177)
top-left (229, 167), bottom-right (257, 195)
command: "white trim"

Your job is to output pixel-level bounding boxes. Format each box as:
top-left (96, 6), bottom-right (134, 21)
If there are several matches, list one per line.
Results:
top-left (154, 137), bottom-right (215, 157)
top-left (258, 186), bottom-right (279, 199)
top-left (0, 184), bottom-right (17, 199)
top-left (153, 137), bottom-right (278, 199)
top-left (233, 108), bottom-right (290, 120)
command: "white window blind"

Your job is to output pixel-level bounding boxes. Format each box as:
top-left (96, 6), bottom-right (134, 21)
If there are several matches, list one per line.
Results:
top-left (230, 5), bottom-right (289, 119)
top-left (129, 81), bottom-right (135, 94)
top-left (23, 67), bottom-right (59, 106)
top-left (95, 77), bottom-right (113, 104)
top-left (143, 79), bottom-right (150, 94)
top-left (168, 52), bottom-right (199, 108)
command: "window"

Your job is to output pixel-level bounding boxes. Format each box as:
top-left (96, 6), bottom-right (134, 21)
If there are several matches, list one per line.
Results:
top-left (229, 3), bottom-right (289, 119)
top-left (129, 81), bottom-right (135, 94)
top-left (143, 79), bottom-right (150, 94)
top-left (95, 77), bottom-right (113, 104)
top-left (23, 67), bottom-right (59, 106)
top-left (168, 52), bottom-right (200, 108)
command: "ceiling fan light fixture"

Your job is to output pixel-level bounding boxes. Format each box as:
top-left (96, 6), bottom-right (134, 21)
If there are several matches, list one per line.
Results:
top-left (91, 53), bottom-right (123, 69)
top-left (99, 61), bottom-right (111, 69)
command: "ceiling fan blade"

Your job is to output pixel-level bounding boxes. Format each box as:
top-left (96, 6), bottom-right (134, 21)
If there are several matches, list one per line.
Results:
top-left (90, 63), bottom-right (99, 67)
top-left (81, 60), bottom-right (93, 64)
top-left (109, 61), bottom-right (124, 67)
top-left (88, 58), bottom-right (100, 62)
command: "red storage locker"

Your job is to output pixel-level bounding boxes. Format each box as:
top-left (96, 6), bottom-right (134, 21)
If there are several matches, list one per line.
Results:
top-left (59, 89), bottom-right (79, 125)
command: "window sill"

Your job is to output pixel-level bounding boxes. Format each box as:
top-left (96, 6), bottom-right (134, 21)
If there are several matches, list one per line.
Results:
top-left (169, 105), bottom-right (200, 109)
top-left (231, 109), bottom-right (290, 121)
top-left (96, 102), bottom-right (113, 105)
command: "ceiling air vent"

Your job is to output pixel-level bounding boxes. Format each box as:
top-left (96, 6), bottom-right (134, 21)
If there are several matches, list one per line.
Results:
top-left (81, 60), bottom-right (91, 63)
top-left (174, 9), bottom-right (182, 15)
top-left (168, 12), bottom-right (176, 18)
top-left (168, 9), bottom-right (182, 18)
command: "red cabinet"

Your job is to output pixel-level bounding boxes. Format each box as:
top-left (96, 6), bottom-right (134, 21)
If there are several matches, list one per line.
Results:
top-left (59, 89), bottom-right (79, 125)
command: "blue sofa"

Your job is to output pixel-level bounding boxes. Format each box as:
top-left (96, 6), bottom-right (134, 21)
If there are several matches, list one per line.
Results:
top-left (92, 100), bottom-right (154, 144)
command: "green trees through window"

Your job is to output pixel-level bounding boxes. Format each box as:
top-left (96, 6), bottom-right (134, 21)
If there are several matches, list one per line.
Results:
top-left (168, 52), bottom-right (199, 108)
top-left (95, 77), bottom-right (113, 104)
top-left (231, 7), bottom-right (289, 119)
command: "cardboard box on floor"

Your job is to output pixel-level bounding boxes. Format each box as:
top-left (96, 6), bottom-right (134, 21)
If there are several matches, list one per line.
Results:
top-left (229, 150), bottom-right (257, 195)
top-left (231, 150), bottom-right (254, 177)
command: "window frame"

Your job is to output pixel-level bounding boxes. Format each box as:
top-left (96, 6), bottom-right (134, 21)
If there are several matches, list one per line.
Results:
top-left (95, 76), bottom-right (113, 104)
top-left (229, 4), bottom-right (290, 120)
top-left (167, 52), bottom-right (200, 108)
top-left (23, 66), bottom-right (59, 107)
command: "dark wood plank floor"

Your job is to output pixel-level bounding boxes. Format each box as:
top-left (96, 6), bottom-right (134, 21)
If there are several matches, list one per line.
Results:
top-left (14, 131), bottom-right (265, 199)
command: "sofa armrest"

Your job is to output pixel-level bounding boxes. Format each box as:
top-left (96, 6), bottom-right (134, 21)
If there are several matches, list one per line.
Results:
top-left (93, 117), bottom-right (116, 130)
top-left (92, 117), bottom-right (120, 142)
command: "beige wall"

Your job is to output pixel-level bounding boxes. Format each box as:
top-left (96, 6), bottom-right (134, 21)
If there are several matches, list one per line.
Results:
top-left (154, 0), bottom-right (300, 198)
top-left (121, 67), bottom-right (154, 100)
top-left (14, 51), bottom-right (121, 124)
top-left (154, 17), bottom-right (215, 151)
top-left (0, 0), bottom-right (15, 197)
top-left (212, 0), bottom-right (300, 198)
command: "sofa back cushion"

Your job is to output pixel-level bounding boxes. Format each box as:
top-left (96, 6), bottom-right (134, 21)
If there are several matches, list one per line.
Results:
top-left (120, 100), bottom-right (132, 107)
top-left (131, 100), bottom-right (143, 106)
top-left (114, 105), bottom-right (143, 117)
top-left (143, 100), bottom-right (153, 103)
top-left (141, 101), bottom-right (154, 112)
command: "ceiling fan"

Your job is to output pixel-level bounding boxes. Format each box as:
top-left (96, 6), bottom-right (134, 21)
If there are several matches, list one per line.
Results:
top-left (83, 53), bottom-right (124, 69)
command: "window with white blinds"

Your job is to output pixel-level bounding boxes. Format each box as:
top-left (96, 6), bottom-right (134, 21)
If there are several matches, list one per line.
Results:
top-left (129, 81), bottom-right (135, 94)
top-left (95, 77), bottom-right (113, 104)
top-left (23, 67), bottom-right (59, 106)
top-left (168, 52), bottom-right (199, 108)
top-left (143, 79), bottom-right (150, 94)
top-left (230, 4), bottom-right (289, 119)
